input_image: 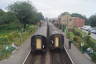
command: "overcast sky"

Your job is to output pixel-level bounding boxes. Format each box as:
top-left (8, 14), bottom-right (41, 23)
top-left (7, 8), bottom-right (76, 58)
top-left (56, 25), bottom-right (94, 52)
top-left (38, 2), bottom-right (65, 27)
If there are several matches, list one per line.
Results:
top-left (0, 0), bottom-right (96, 18)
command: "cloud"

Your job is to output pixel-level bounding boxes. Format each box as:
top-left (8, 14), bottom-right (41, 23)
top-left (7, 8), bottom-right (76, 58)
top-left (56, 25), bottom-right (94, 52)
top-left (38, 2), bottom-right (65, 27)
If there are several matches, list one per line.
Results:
top-left (0, 0), bottom-right (96, 18)
top-left (31, 0), bottom-right (96, 18)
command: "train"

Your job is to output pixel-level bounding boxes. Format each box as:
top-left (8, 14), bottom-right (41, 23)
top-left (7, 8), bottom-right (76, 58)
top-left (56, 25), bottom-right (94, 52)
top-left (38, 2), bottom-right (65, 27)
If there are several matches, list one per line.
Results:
top-left (31, 21), bottom-right (48, 53)
top-left (48, 22), bottom-right (64, 51)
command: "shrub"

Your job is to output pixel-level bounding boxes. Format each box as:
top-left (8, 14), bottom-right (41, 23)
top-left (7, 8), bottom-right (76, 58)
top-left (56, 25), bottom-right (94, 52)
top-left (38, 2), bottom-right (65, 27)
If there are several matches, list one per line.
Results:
top-left (73, 28), bottom-right (86, 38)
top-left (91, 52), bottom-right (96, 63)
top-left (66, 32), bottom-right (74, 39)
top-left (68, 28), bottom-right (96, 63)
top-left (73, 36), bottom-right (83, 47)
top-left (0, 38), bottom-right (8, 45)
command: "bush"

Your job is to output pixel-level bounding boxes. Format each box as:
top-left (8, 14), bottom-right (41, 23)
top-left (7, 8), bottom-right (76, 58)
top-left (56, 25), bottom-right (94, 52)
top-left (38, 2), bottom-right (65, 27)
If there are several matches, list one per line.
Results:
top-left (73, 36), bottom-right (83, 47)
top-left (73, 28), bottom-right (86, 38)
top-left (0, 45), bottom-right (3, 50)
top-left (0, 24), bottom-right (19, 30)
top-left (73, 28), bottom-right (81, 36)
top-left (0, 25), bottom-right (37, 60)
top-left (91, 52), bottom-right (96, 63)
top-left (83, 35), bottom-right (96, 50)
top-left (66, 32), bottom-right (75, 39)
top-left (89, 38), bottom-right (96, 51)
top-left (67, 28), bottom-right (96, 63)
top-left (0, 37), bottom-right (9, 45)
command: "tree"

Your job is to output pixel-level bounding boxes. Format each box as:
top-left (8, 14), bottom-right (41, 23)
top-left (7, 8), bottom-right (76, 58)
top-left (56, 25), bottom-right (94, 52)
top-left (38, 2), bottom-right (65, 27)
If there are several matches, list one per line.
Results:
top-left (34, 12), bottom-right (44, 22)
top-left (0, 9), bottom-right (5, 16)
top-left (88, 15), bottom-right (96, 27)
top-left (5, 12), bottom-right (19, 24)
top-left (37, 12), bottom-right (44, 20)
top-left (8, 1), bottom-right (37, 29)
top-left (0, 11), bottom-right (19, 25)
top-left (28, 12), bottom-right (44, 24)
top-left (0, 9), bottom-right (5, 24)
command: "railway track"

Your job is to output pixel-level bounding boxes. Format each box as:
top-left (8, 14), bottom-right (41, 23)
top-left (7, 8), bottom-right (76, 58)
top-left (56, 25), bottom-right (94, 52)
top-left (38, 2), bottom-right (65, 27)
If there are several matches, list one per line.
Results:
top-left (23, 49), bottom-right (73, 64)
top-left (23, 22), bottom-right (74, 64)
top-left (23, 51), bottom-right (46, 64)
top-left (50, 49), bottom-right (72, 64)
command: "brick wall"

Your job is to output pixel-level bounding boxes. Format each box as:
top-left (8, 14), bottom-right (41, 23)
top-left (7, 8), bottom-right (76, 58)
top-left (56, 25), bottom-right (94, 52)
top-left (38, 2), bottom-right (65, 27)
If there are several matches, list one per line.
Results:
top-left (72, 17), bottom-right (85, 27)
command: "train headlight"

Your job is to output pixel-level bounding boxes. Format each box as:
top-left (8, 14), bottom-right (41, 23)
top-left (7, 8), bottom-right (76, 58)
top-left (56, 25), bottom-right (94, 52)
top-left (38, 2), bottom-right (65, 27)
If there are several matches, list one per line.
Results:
top-left (55, 37), bottom-right (59, 47)
top-left (51, 40), bottom-right (54, 44)
top-left (36, 38), bottom-right (42, 49)
top-left (43, 45), bottom-right (45, 48)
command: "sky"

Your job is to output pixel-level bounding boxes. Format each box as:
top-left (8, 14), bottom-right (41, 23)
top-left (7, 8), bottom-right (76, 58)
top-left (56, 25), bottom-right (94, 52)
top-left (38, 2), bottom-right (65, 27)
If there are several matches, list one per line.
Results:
top-left (0, 0), bottom-right (96, 18)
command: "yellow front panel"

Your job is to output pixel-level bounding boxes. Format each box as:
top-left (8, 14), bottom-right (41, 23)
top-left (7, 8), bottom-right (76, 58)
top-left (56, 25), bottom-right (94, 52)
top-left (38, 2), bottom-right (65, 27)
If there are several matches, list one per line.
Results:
top-left (36, 38), bottom-right (42, 49)
top-left (55, 37), bottom-right (59, 47)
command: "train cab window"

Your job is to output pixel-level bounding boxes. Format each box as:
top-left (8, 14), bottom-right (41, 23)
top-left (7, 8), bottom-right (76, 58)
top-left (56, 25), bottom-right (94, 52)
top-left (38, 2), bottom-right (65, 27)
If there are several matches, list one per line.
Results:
top-left (55, 37), bottom-right (59, 47)
top-left (36, 38), bottom-right (42, 49)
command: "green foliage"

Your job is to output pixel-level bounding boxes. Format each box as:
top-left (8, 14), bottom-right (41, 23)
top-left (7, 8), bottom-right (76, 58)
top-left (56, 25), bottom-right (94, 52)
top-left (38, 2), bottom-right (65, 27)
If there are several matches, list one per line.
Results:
top-left (67, 32), bottom-right (74, 39)
top-left (88, 14), bottom-right (96, 27)
top-left (0, 24), bottom-right (19, 31)
top-left (89, 38), bottom-right (96, 50)
top-left (0, 10), bottom-right (19, 25)
top-left (8, 1), bottom-right (35, 28)
top-left (91, 52), bottom-right (96, 62)
top-left (73, 36), bottom-right (83, 47)
top-left (0, 50), bottom-right (11, 60)
top-left (69, 28), bottom-right (96, 63)
top-left (0, 38), bottom-right (8, 45)
top-left (0, 45), bottom-right (15, 60)
top-left (72, 28), bottom-right (96, 49)
top-left (83, 35), bottom-right (96, 51)
top-left (0, 9), bottom-right (5, 16)
top-left (8, 1), bottom-right (44, 29)
top-left (0, 25), bottom-right (37, 60)
top-left (0, 1), bottom-right (39, 60)
top-left (73, 28), bottom-right (85, 37)
top-left (84, 35), bottom-right (91, 41)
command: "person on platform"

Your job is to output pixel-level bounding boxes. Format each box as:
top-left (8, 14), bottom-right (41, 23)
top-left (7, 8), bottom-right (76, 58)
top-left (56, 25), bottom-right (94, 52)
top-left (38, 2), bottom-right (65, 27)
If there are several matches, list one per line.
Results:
top-left (69, 39), bottom-right (73, 49)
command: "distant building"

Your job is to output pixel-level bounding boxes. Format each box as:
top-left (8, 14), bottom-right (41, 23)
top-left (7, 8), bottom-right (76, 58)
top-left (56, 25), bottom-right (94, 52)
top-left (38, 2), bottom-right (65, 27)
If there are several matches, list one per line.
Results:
top-left (58, 12), bottom-right (85, 29)
top-left (72, 17), bottom-right (85, 27)
top-left (58, 12), bottom-right (74, 29)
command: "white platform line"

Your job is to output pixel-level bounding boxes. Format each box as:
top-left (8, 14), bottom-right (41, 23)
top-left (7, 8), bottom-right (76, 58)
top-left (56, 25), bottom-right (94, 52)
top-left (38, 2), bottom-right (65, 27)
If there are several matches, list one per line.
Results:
top-left (22, 50), bottom-right (31, 64)
top-left (64, 46), bottom-right (75, 64)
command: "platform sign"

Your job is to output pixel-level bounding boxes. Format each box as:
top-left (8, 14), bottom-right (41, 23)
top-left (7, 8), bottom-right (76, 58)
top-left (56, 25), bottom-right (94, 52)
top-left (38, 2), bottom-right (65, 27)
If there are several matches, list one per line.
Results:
top-left (55, 37), bottom-right (59, 47)
top-left (36, 38), bottom-right (42, 49)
